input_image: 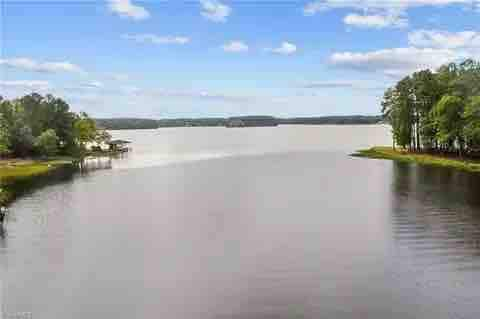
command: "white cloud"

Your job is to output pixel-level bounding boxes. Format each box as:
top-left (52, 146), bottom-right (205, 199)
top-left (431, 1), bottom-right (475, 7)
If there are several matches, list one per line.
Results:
top-left (267, 42), bottom-right (297, 55)
top-left (130, 88), bottom-right (251, 103)
top-left (303, 81), bottom-right (356, 88)
top-left (0, 80), bottom-right (50, 89)
top-left (82, 81), bottom-right (104, 89)
top-left (330, 29), bottom-right (480, 78)
top-left (0, 57), bottom-right (85, 74)
top-left (108, 0), bottom-right (150, 21)
top-left (304, 0), bottom-right (478, 29)
top-left (200, 0), bottom-right (232, 23)
top-left (408, 29), bottom-right (480, 49)
top-left (122, 34), bottom-right (190, 45)
top-left (110, 73), bottom-right (129, 81)
top-left (330, 47), bottom-right (459, 77)
top-left (222, 41), bottom-right (249, 53)
top-left (344, 13), bottom-right (408, 29)
top-left (302, 80), bottom-right (386, 90)
top-left (304, 0), bottom-right (475, 15)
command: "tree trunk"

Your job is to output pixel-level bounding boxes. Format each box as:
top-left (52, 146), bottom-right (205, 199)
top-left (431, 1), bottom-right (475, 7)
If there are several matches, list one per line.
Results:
top-left (416, 116), bottom-right (421, 152)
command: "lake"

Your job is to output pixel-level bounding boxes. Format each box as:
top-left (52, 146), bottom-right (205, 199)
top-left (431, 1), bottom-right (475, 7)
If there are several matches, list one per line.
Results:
top-left (2, 125), bottom-right (480, 319)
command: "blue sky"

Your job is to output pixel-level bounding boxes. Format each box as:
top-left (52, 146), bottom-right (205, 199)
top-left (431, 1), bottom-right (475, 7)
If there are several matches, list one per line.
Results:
top-left (1, 0), bottom-right (480, 118)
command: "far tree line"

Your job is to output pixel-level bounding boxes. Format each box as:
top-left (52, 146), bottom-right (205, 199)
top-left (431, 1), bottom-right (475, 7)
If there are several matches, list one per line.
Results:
top-left (0, 93), bottom-right (111, 158)
top-left (382, 59), bottom-right (480, 156)
top-left (97, 115), bottom-right (382, 130)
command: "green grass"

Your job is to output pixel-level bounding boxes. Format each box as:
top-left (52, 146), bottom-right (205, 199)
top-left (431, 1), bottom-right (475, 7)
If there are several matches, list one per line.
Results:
top-left (0, 158), bottom-right (73, 180)
top-left (0, 157), bottom-right (75, 206)
top-left (352, 146), bottom-right (480, 173)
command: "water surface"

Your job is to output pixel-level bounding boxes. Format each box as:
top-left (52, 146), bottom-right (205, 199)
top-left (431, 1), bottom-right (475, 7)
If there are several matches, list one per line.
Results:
top-left (2, 125), bottom-right (480, 319)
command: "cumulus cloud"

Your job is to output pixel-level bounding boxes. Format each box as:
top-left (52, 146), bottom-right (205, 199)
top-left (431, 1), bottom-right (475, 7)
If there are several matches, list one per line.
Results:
top-left (0, 57), bottom-right (85, 74)
top-left (222, 41), bottom-right (249, 53)
top-left (200, 0), bottom-right (232, 22)
top-left (344, 13), bottom-right (408, 29)
top-left (408, 29), bottom-right (480, 49)
top-left (304, 0), bottom-right (478, 29)
top-left (330, 47), bottom-right (458, 77)
top-left (108, 0), bottom-right (150, 20)
top-left (267, 42), bottom-right (297, 55)
top-left (122, 34), bottom-right (190, 45)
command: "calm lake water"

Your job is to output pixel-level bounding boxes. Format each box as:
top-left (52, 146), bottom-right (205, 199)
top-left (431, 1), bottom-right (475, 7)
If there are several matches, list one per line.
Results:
top-left (2, 125), bottom-right (480, 319)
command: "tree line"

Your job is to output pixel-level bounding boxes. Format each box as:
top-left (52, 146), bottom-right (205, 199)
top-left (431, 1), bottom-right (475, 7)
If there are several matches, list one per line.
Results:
top-left (0, 93), bottom-right (110, 158)
top-left (382, 59), bottom-right (480, 156)
top-left (95, 118), bottom-right (159, 130)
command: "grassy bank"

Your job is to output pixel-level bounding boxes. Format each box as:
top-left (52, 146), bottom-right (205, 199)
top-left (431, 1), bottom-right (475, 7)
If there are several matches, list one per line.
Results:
top-left (352, 147), bottom-right (480, 173)
top-left (0, 158), bottom-right (76, 207)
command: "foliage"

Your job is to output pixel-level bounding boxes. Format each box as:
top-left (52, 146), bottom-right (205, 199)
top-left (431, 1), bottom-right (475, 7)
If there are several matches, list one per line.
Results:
top-left (74, 112), bottom-right (97, 146)
top-left (35, 129), bottom-right (59, 157)
top-left (0, 106), bottom-right (10, 156)
top-left (463, 96), bottom-right (480, 151)
top-left (432, 96), bottom-right (465, 151)
top-left (381, 59), bottom-right (480, 156)
top-left (95, 129), bottom-right (112, 145)
top-left (0, 93), bottom-right (101, 158)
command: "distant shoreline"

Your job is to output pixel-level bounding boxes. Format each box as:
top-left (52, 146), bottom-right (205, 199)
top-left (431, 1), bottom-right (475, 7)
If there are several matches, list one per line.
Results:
top-left (96, 115), bottom-right (382, 130)
top-left (352, 147), bottom-right (480, 173)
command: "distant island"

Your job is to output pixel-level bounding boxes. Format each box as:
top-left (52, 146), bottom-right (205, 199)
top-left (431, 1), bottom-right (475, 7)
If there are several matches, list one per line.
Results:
top-left (96, 115), bottom-right (382, 130)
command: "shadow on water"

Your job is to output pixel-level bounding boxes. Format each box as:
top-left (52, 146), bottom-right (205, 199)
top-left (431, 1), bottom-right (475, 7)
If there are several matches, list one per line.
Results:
top-left (389, 162), bottom-right (480, 268)
top-left (4, 164), bottom-right (77, 207)
top-left (10, 157), bottom-right (114, 196)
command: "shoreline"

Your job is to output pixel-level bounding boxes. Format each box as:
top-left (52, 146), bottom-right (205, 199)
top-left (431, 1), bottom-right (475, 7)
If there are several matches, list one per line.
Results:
top-left (0, 148), bottom-right (130, 211)
top-left (352, 147), bottom-right (480, 173)
top-left (0, 158), bottom-right (78, 208)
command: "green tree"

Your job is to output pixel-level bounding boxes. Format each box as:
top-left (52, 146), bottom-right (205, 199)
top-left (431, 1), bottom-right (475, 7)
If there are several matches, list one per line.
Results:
top-left (35, 129), bottom-right (59, 157)
top-left (432, 95), bottom-right (465, 154)
top-left (95, 129), bottom-right (112, 146)
top-left (4, 102), bottom-right (35, 157)
top-left (0, 117), bottom-right (10, 156)
top-left (74, 112), bottom-right (97, 147)
top-left (0, 97), bottom-right (11, 156)
top-left (382, 87), bottom-right (400, 150)
top-left (411, 70), bottom-right (442, 150)
top-left (17, 93), bottom-right (46, 137)
top-left (0, 94), bottom-right (101, 158)
top-left (452, 59), bottom-right (480, 99)
top-left (463, 96), bottom-right (480, 152)
top-left (395, 77), bottom-right (415, 149)
top-left (43, 95), bottom-right (77, 150)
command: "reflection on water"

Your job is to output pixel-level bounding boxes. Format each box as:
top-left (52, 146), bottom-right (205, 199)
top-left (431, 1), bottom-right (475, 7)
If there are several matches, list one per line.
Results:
top-left (2, 126), bottom-right (480, 319)
top-left (384, 162), bottom-right (480, 319)
top-left (390, 162), bottom-right (480, 270)
top-left (81, 157), bottom-right (113, 172)
top-left (0, 224), bottom-right (6, 249)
